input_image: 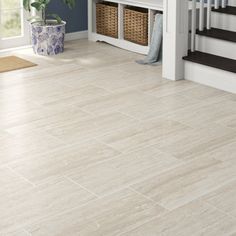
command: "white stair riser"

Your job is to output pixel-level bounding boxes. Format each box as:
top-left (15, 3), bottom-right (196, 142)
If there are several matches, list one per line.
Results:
top-left (211, 12), bottom-right (236, 31)
top-left (196, 35), bottom-right (236, 60)
top-left (228, 0), bottom-right (236, 7)
top-left (185, 61), bottom-right (236, 94)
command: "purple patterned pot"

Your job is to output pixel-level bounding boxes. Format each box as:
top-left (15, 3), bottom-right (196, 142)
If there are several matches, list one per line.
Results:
top-left (31, 20), bottom-right (66, 56)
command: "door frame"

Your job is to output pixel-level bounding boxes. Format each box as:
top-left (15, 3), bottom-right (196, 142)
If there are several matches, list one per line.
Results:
top-left (0, 1), bottom-right (30, 50)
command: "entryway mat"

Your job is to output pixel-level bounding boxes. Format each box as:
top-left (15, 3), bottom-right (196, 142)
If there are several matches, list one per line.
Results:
top-left (0, 56), bottom-right (37, 73)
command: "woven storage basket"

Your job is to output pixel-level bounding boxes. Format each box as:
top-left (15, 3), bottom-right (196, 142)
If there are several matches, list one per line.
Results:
top-left (96, 2), bottom-right (118, 38)
top-left (124, 6), bottom-right (148, 46)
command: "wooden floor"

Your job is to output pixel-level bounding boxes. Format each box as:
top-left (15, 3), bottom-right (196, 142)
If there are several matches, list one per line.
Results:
top-left (0, 39), bottom-right (236, 236)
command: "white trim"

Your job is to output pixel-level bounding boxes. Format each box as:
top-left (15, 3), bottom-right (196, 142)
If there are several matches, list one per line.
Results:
top-left (89, 32), bottom-right (149, 55)
top-left (185, 61), bottom-right (236, 94)
top-left (0, 45), bottom-right (31, 54)
top-left (0, 31), bottom-right (89, 53)
top-left (65, 30), bottom-right (88, 41)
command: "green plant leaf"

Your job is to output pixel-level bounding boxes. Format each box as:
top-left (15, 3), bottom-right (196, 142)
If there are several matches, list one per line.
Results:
top-left (31, 2), bottom-right (43, 11)
top-left (62, 0), bottom-right (76, 9)
top-left (23, 0), bottom-right (31, 11)
top-left (47, 14), bottom-right (62, 24)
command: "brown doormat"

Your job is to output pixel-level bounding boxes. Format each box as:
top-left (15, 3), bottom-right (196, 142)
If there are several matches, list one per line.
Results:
top-left (0, 56), bottom-right (37, 73)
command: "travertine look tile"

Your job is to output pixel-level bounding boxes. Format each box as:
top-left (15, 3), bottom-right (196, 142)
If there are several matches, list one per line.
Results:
top-left (119, 94), bottom-right (198, 120)
top-left (5, 108), bottom-right (91, 135)
top-left (202, 179), bottom-right (236, 218)
top-left (121, 200), bottom-right (236, 236)
top-left (9, 140), bottom-right (120, 184)
top-left (26, 189), bottom-right (166, 236)
top-left (156, 124), bottom-right (235, 161)
top-left (1, 104), bottom-right (89, 131)
top-left (0, 178), bottom-right (96, 234)
top-left (5, 229), bottom-right (30, 236)
top-left (32, 85), bottom-right (111, 106)
top-left (98, 118), bottom-right (190, 153)
top-left (167, 99), bottom-right (236, 129)
top-left (178, 84), bottom-right (230, 102)
top-left (196, 140), bottom-right (236, 162)
top-left (0, 130), bottom-right (64, 165)
top-left (0, 167), bottom-right (33, 198)
top-left (79, 89), bottom-right (160, 115)
top-left (46, 112), bottom-right (139, 144)
top-left (215, 113), bottom-right (236, 129)
top-left (0, 40), bottom-right (235, 235)
top-left (139, 79), bottom-right (199, 98)
top-left (86, 68), bottom-right (165, 92)
top-left (131, 157), bottom-right (236, 210)
top-left (67, 146), bottom-right (182, 196)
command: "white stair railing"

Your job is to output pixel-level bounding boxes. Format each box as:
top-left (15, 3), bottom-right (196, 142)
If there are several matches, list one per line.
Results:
top-left (190, 0), bottom-right (229, 52)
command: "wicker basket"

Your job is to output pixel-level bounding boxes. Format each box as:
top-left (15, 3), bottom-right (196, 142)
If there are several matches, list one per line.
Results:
top-left (96, 2), bottom-right (118, 38)
top-left (124, 6), bottom-right (148, 46)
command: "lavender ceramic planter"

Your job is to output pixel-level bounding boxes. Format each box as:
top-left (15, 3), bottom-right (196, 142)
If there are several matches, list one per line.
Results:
top-left (31, 20), bottom-right (66, 56)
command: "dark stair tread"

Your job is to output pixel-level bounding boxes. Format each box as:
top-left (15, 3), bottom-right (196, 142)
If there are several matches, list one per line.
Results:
top-left (212, 6), bottom-right (236, 16)
top-left (196, 28), bottom-right (236, 43)
top-left (183, 51), bottom-right (236, 73)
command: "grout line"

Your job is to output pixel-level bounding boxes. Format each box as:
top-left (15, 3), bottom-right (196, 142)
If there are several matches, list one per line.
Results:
top-left (93, 138), bottom-right (124, 155)
top-left (63, 175), bottom-right (100, 198)
top-left (6, 165), bottom-right (37, 188)
top-left (128, 186), bottom-right (163, 206)
top-left (117, 110), bottom-right (142, 122)
top-left (23, 228), bottom-right (32, 236)
top-left (203, 200), bottom-right (236, 221)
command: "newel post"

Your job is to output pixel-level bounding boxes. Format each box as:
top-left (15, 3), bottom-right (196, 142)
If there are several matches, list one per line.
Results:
top-left (162, 0), bottom-right (189, 81)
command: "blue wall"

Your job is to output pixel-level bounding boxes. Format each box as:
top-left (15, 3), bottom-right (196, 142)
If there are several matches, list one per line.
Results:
top-left (47, 0), bottom-right (88, 33)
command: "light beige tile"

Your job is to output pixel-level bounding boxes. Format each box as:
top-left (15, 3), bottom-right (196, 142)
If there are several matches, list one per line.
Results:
top-left (119, 94), bottom-right (198, 120)
top-left (79, 89), bottom-right (159, 115)
top-left (0, 103), bottom-right (86, 130)
top-left (26, 189), bottom-right (166, 236)
top-left (121, 200), bottom-right (236, 236)
top-left (4, 229), bottom-right (30, 236)
top-left (46, 112), bottom-right (139, 144)
top-left (0, 130), bottom-right (64, 165)
top-left (0, 79), bottom-right (74, 102)
top-left (0, 178), bottom-right (96, 234)
top-left (0, 167), bottom-right (33, 198)
top-left (0, 63), bottom-right (81, 88)
top-left (202, 179), bottom-right (236, 218)
top-left (131, 157), bottom-right (236, 210)
top-left (215, 113), bottom-right (236, 130)
top-left (6, 108), bottom-right (91, 135)
top-left (196, 140), bottom-right (236, 163)
top-left (139, 79), bottom-right (198, 98)
top-left (0, 40), bottom-right (235, 236)
top-left (9, 139), bottom-right (120, 184)
top-left (156, 124), bottom-right (236, 161)
top-left (98, 118), bottom-right (190, 153)
top-left (180, 84), bottom-right (230, 102)
top-left (33, 85), bottom-right (111, 106)
top-left (86, 68), bottom-right (165, 92)
top-left (167, 99), bottom-right (236, 129)
top-left (67, 146), bottom-right (182, 196)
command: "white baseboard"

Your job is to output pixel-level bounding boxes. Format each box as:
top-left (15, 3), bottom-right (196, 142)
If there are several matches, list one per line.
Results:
top-left (65, 30), bottom-right (88, 41)
top-left (0, 31), bottom-right (89, 53)
top-left (185, 61), bottom-right (236, 94)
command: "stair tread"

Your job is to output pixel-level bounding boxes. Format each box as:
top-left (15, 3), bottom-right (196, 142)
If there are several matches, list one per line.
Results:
top-left (183, 51), bottom-right (236, 73)
top-left (196, 28), bottom-right (236, 43)
top-left (212, 6), bottom-right (236, 15)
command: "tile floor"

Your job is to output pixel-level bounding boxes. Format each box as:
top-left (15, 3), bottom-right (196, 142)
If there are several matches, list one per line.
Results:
top-left (0, 39), bottom-right (236, 235)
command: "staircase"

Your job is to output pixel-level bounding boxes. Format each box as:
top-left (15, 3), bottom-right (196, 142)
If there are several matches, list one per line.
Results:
top-left (183, 0), bottom-right (236, 94)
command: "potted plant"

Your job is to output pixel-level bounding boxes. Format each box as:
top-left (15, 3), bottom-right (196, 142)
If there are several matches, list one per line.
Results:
top-left (23, 0), bottom-right (76, 55)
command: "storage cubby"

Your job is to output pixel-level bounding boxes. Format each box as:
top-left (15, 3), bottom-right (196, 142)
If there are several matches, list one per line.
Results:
top-left (88, 0), bottom-right (163, 54)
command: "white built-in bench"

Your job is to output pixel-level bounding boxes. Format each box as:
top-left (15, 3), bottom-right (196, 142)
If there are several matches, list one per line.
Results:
top-left (88, 0), bottom-right (164, 54)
